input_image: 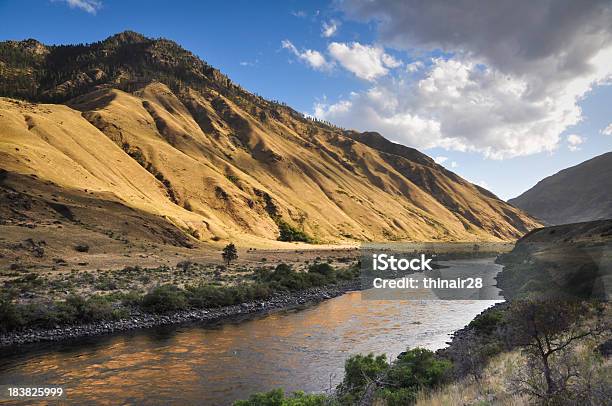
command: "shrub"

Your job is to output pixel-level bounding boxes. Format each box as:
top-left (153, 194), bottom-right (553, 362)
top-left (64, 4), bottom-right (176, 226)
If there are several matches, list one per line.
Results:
top-left (337, 348), bottom-right (452, 404)
top-left (338, 353), bottom-right (389, 403)
top-left (377, 388), bottom-right (417, 406)
top-left (308, 263), bottom-right (335, 278)
top-left (277, 220), bottom-right (313, 243)
top-left (0, 295), bottom-right (22, 333)
top-left (387, 348), bottom-right (452, 390)
top-left (186, 283), bottom-right (272, 308)
top-left (141, 285), bottom-right (188, 313)
top-left (468, 308), bottom-right (504, 335)
top-left (337, 264), bottom-right (360, 280)
top-left (255, 264), bottom-right (310, 291)
top-left (54, 295), bottom-right (120, 324)
top-left (187, 284), bottom-right (238, 308)
top-left (226, 174), bottom-right (240, 184)
top-left (233, 388), bottom-right (327, 406)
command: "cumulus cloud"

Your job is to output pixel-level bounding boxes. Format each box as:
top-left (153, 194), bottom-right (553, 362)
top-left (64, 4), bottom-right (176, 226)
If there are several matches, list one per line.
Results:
top-left (567, 134), bottom-right (585, 151)
top-left (406, 61), bottom-right (424, 73)
top-left (316, 57), bottom-right (586, 158)
top-left (318, 1), bottom-right (612, 158)
top-left (322, 20), bottom-right (340, 38)
top-left (601, 123), bottom-right (612, 136)
top-left (341, 0), bottom-right (612, 86)
top-left (55, 0), bottom-right (101, 14)
top-left (327, 42), bottom-right (402, 81)
top-left (282, 40), bottom-right (333, 71)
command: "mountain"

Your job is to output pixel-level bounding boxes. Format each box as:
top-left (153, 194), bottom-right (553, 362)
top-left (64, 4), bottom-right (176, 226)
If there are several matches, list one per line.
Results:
top-left (0, 31), bottom-right (540, 251)
top-left (496, 219), bottom-right (612, 299)
top-left (509, 152), bottom-right (612, 225)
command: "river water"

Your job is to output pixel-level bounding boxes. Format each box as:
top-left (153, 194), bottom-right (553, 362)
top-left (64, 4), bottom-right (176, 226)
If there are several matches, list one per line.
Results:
top-left (0, 258), bottom-right (503, 405)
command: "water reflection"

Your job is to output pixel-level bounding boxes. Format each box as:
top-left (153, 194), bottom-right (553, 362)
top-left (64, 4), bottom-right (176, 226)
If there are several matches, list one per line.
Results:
top-left (0, 259), bottom-right (502, 406)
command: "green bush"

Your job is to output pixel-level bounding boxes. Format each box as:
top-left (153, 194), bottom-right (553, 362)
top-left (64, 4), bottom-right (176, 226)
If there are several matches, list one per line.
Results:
top-left (51, 295), bottom-right (123, 324)
top-left (387, 348), bottom-right (452, 390)
top-left (468, 309), bottom-right (504, 335)
top-left (337, 265), bottom-right (360, 280)
top-left (0, 295), bottom-right (22, 333)
top-left (338, 353), bottom-right (389, 402)
top-left (377, 388), bottom-right (417, 406)
top-left (186, 283), bottom-right (271, 308)
top-left (337, 348), bottom-right (452, 404)
top-left (233, 388), bottom-right (327, 406)
top-left (308, 263), bottom-right (335, 278)
top-left (1, 294), bottom-right (125, 331)
top-left (141, 285), bottom-right (188, 313)
top-left (255, 264), bottom-right (313, 291)
top-left (277, 220), bottom-right (313, 243)
top-left (252, 262), bottom-right (359, 292)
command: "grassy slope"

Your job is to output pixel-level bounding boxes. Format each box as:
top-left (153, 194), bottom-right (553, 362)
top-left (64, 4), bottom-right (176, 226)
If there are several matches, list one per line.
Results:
top-left (0, 32), bottom-right (540, 251)
top-left (0, 81), bottom-right (539, 247)
top-left (416, 351), bottom-right (530, 405)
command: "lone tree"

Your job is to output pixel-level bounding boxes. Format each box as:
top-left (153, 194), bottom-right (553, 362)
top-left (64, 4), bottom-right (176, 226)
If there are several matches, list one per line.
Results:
top-left (504, 299), bottom-right (602, 400)
top-left (222, 243), bottom-right (238, 266)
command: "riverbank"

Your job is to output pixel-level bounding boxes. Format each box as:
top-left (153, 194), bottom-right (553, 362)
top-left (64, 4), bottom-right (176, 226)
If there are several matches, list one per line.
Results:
top-left (0, 279), bottom-right (360, 347)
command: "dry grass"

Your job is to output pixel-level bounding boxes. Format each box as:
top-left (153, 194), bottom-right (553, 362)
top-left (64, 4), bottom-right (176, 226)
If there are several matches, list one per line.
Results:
top-left (417, 332), bottom-right (611, 406)
top-left (0, 80), bottom-right (539, 250)
top-left (416, 351), bottom-right (530, 406)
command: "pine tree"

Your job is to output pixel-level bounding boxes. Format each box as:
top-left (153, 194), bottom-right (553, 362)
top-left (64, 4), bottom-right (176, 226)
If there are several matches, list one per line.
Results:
top-left (222, 243), bottom-right (238, 266)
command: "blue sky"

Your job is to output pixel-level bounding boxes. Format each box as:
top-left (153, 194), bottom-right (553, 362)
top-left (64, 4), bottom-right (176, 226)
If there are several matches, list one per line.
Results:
top-left (1, 0), bottom-right (611, 200)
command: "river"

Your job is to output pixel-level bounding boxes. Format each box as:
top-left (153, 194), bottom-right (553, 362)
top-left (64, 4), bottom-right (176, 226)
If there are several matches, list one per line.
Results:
top-left (0, 258), bottom-right (503, 405)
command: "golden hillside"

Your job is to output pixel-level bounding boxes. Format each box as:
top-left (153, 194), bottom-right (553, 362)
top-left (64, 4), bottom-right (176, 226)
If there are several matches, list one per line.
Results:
top-left (0, 33), bottom-right (540, 250)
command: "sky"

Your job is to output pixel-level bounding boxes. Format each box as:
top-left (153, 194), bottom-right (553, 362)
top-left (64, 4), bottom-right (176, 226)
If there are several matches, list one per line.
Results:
top-left (1, 0), bottom-right (611, 200)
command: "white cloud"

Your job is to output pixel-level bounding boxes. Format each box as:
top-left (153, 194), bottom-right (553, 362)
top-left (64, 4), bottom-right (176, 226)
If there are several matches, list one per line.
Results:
top-left (291, 10), bottom-right (307, 18)
top-left (328, 42), bottom-right (402, 81)
top-left (315, 56), bottom-right (591, 158)
top-left (381, 53), bottom-right (402, 68)
top-left (321, 1), bottom-right (612, 159)
top-left (567, 134), bottom-right (585, 151)
top-left (433, 156), bottom-right (448, 164)
top-left (406, 61), bottom-right (424, 73)
top-left (601, 123), bottom-right (612, 136)
top-left (282, 40), bottom-right (333, 71)
top-left (450, 161), bottom-right (458, 168)
top-left (54, 0), bottom-right (101, 14)
top-left (239, 59), bottom-right (258, 67)
top-left (322, 20), bottom-right (339, 38)
top-left (342, 0), bottom-right (612, 87)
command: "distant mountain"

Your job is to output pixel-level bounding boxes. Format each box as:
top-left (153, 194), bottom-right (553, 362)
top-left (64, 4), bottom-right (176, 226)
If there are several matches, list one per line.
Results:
top-left (0, 31), bottom-right (539, 247)
top-left (509, 152), bottom-right (612, 225)
top-left (496, 219), bottom-right (612, 299)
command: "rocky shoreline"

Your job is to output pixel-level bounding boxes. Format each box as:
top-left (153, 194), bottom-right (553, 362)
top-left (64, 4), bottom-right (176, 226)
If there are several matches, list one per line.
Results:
top-left (0, 279), bottom-right (361, 348)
